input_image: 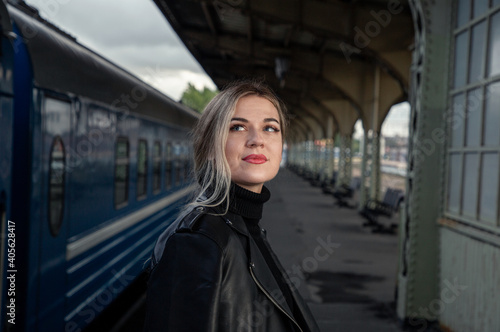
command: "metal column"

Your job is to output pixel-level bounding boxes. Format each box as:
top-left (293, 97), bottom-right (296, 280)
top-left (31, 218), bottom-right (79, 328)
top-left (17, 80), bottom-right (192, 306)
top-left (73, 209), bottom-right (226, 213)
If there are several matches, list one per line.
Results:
top-left (370, 132), bottom-right (381, 200)
top-left (338, 134), bottom-right (353, 188)
top-left (358, 131), bottom-right (371, 210)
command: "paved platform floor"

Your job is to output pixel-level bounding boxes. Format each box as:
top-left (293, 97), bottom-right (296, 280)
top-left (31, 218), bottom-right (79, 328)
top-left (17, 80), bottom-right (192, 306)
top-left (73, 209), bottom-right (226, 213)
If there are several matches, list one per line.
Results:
top-left (262, 168), bottom-right (403, 332)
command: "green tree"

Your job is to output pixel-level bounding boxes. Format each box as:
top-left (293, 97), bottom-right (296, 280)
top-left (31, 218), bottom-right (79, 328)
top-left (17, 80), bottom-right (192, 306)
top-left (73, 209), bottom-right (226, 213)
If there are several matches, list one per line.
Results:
top-left (180, 83), bottom-right (218, 113)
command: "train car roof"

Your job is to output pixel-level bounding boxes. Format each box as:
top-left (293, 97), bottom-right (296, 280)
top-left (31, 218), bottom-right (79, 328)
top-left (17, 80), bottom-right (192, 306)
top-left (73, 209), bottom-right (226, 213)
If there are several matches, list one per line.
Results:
top-left (7, 3), bottom-right (200, 127)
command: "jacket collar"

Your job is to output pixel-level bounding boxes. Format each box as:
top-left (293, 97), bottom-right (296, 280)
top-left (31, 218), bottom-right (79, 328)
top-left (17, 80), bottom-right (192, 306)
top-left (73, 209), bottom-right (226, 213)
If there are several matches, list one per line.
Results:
top-left (222, 210), bottom-right (250, 236)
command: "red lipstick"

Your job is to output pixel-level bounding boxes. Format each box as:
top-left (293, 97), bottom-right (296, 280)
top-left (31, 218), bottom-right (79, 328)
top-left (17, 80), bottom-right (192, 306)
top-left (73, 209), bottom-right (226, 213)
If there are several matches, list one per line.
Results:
top-left (243, 154), bottom-right (268, 164)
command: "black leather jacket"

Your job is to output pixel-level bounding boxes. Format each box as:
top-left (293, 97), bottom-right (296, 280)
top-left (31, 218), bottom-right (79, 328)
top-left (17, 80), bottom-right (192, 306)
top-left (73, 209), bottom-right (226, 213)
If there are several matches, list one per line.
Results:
top-left (144, 206), bottom-right (320, 332)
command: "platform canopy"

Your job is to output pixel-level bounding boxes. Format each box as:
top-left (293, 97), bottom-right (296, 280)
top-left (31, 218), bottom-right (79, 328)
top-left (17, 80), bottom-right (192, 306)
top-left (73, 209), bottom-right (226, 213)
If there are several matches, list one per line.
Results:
top-left (154, 0), bottom-right (414, 141)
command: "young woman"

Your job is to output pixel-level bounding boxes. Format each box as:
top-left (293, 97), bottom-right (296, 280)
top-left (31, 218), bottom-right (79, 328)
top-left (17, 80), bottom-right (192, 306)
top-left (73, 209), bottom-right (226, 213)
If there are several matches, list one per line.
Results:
top-left (144, 80), bottom-right (320, 332)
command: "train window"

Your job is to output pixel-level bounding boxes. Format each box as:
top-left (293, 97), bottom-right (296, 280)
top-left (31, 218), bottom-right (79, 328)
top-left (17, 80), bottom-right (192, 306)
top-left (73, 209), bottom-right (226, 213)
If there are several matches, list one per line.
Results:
top-left (48, 137), bottom-right (65, 236)
top-left (114, 137), bottom-right (130, 208)
top-left (153, 141), bottom-right (162, 194)
top-left (165, 143), bottom-right (172, 190)
top-left (137, 139), bottom-right (148, 199)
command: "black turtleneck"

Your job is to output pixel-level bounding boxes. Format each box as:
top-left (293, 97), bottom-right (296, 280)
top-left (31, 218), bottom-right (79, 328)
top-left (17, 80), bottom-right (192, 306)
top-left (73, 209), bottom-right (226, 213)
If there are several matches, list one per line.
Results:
top-left (228, 184), bottom-right (270, 220)
top-left (228, 184), bottom-right (299, 330)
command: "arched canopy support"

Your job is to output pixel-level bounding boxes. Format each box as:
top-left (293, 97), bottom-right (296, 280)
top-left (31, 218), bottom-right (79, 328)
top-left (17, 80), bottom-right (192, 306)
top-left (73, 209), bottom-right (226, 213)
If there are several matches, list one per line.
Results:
top-left (320, 99), bottom-right (359, 137)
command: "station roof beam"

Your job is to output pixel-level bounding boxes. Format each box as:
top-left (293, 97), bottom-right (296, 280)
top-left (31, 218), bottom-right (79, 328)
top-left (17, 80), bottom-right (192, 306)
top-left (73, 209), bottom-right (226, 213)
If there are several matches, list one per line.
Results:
top-left (154, 0), bottom-right (414, 137)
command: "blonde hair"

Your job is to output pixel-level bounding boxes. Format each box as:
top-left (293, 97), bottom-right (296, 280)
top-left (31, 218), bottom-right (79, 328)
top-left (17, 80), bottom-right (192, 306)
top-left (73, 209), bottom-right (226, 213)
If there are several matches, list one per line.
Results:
top-left (184, 79), bottom-right (288, 216)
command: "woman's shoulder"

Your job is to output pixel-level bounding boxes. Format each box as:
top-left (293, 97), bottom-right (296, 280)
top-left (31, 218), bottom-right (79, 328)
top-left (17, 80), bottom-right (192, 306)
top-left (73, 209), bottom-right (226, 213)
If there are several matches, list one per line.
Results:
top-left (186, 207), bottom-right (236, 249)
top-left (177, 206), bottom-right (217, 230)
top-left (151, 206), bottom-right (233, 266)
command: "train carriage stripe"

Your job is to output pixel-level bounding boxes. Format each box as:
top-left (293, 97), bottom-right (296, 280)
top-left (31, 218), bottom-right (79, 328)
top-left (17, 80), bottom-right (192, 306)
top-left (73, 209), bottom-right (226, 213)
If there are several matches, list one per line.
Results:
top-left (66, 184), bottom-right (196, 260)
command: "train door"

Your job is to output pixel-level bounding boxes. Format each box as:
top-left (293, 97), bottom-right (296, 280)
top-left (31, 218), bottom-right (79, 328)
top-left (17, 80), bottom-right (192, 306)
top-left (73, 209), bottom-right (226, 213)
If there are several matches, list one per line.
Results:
top-left (0, 3), bottom-right (15, 330)
top-left (37, 94), bottom-right (73, 330)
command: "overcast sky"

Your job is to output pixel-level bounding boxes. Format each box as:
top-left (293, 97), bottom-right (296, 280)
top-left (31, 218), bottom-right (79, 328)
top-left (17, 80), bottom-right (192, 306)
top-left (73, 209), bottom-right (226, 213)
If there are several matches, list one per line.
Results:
top-left (25, 0), bottom-right (216, 100)
top-left (24, 0), bottom-right (409, 137)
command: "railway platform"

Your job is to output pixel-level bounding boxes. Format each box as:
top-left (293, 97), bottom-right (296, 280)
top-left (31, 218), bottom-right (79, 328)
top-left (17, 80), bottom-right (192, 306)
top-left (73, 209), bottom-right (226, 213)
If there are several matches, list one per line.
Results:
top-left (118, 167), bottom-right (404, 332)
top-left (263, 168), bottom-right (402, 331)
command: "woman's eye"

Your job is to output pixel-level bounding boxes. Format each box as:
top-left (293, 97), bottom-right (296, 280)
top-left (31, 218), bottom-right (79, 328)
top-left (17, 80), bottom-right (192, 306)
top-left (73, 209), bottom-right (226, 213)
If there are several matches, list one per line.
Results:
top-left (230, 124), bottom-right (245, 131)
top-left (264, 126), bottom-right (280, 132)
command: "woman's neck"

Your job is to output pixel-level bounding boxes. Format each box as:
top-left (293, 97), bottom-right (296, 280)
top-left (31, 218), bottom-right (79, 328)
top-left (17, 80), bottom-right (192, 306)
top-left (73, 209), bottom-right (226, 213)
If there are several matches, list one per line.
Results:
top-left (228, 183), bottom-right (270, 220)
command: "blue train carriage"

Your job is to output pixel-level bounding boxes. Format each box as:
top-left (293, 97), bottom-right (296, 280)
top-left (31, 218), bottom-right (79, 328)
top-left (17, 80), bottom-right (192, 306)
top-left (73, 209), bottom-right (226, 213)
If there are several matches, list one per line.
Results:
top-left (0, 2), bottom-right (199, 331)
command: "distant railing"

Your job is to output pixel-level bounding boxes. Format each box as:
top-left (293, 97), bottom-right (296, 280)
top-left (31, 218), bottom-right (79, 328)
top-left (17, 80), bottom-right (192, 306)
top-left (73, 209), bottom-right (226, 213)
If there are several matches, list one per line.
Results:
top-left (380, 160), bottom-right (407, 177)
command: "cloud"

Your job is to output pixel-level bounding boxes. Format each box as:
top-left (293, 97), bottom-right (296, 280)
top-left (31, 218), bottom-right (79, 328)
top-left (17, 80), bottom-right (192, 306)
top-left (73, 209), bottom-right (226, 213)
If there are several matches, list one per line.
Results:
top-left (24, 0), bottom-right (215, 99)
top-left (27, 0), bottom-right (180, 47)
top-left (104, 43), bottom-right (205, 73)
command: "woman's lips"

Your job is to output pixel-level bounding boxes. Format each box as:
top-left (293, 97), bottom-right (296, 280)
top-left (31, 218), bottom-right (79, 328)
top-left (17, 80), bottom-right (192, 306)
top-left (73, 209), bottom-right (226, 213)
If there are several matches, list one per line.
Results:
top-left (243, 154), bottom-right (268, 164)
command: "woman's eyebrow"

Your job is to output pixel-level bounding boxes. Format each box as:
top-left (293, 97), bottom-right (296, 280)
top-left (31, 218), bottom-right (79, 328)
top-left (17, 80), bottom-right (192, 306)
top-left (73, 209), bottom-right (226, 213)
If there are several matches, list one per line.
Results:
top-left (264, 118), bottom-right (280, 124)
top-left (230, 117), bottom-right (248, 122)
top-left (230, 117), bottom-right (280, 124)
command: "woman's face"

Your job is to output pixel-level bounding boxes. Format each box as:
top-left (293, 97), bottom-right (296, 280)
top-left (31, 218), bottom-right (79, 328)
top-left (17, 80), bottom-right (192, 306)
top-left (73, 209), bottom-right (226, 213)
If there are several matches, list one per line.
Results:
top-left (225, 95), bottom-right (283, 193)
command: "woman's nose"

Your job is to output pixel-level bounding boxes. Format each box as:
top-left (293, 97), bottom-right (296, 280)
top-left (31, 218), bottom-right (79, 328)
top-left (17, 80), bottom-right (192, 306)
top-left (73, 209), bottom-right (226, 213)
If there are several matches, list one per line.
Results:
top-left (246, 129), bottom-right (264, 147)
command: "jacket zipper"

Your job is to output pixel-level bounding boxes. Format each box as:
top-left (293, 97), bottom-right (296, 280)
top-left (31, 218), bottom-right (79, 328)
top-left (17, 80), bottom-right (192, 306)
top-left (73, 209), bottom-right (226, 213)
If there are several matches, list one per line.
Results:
top-left (248, 263), bottom-right (304, 332)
